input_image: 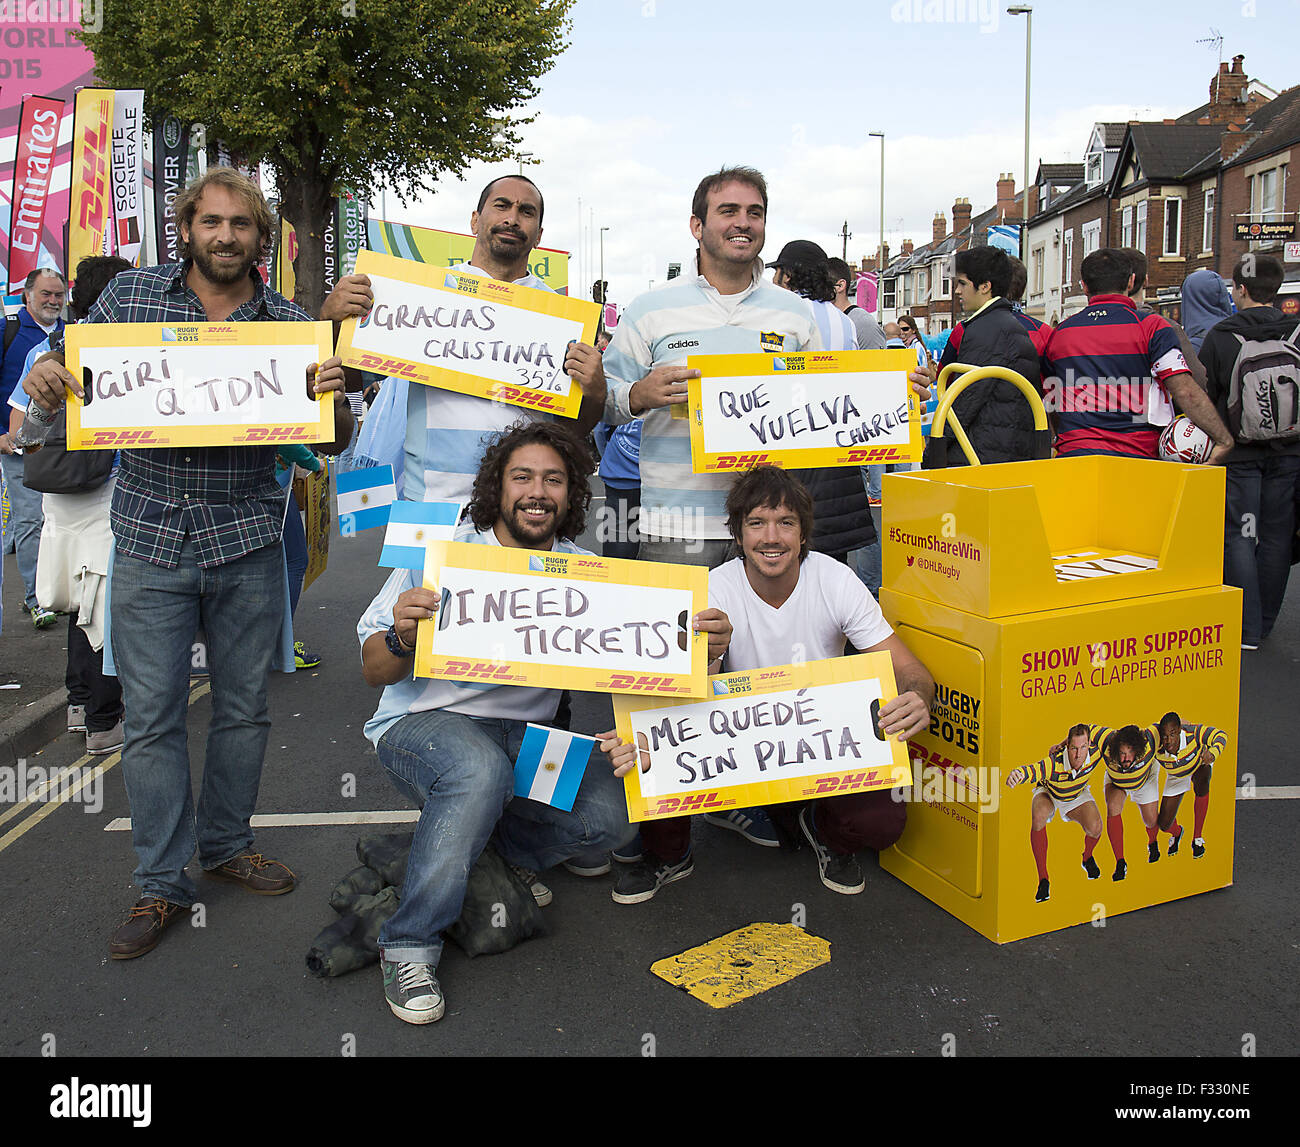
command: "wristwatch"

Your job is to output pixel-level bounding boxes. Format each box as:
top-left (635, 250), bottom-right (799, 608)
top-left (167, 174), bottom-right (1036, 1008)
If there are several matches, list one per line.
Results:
top-left (385, 623), bottom-right (415, 657)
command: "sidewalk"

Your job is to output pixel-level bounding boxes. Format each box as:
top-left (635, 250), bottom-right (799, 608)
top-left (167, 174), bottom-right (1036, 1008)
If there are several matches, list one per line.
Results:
top-left (1, 550), bottom-right (70, 765)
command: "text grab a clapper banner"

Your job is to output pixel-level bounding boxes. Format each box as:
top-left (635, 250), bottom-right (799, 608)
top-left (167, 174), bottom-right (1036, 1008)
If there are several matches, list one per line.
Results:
top-left (65, 322), bottom-right (335, 449)
top-left (414, 541), bottom-right (709, 698)
top-left (336, 249), bottom-right (600, 419)
top-left (613, 653), bottom-right (912, 822)
top-left (687, 349), bottom-right (921, 472)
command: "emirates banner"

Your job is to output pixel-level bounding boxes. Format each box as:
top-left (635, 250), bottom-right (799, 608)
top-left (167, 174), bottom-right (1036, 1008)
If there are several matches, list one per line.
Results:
top-left (67, 88), bottom-right (114, 275)
top-left (7, 95), bottom-right (64, 291)
top-left (110, 88), bottom-right (145, 265)
top-left (152, 115), bottom-right (190, 265)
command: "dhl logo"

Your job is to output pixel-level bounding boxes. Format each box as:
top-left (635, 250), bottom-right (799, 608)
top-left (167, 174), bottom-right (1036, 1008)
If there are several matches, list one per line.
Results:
top-left (443, 660), bottom-right (518, 681)
top-left (757, 670), bottom-right (786, 680)
top-left (649, 792), bottom-right (728, 816)
top-left (242, 427), bottom-right (313, 442)
top-left (76, 114), bottom-right (110, 234)
top-left (88, 429), bottom-right (163, 446)
top-left (908, 742), bottom-right (961, 773)
top-left (490, 385), bottom-right (559, 408)
top-left (575, 560), bottom-right (604, 569)
top-left (714, 453), bottom-right (771, 469)
top-left (844, 448), bottom-right (899, 463)
top-left (605, 674), bottom-right (677, 691)
top-left (811, 354), bottom-right (836, 362)
top-left (354, 354), bottom-right (422, 380)
top-left (806, 770), bottom-right (880, 796)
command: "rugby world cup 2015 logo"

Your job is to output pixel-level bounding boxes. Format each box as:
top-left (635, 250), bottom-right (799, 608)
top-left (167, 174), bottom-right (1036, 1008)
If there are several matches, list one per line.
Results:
top-left (712, 680), bottom-right (731, 696)
top-left (529, 555), bottom-right (545, 572)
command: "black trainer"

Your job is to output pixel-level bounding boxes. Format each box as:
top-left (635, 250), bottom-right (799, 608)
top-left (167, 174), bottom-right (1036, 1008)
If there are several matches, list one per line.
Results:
top-left (1147, 841), bottom-right (1160, 863)
top-left (1081, 856), bottom-right (1100, 880)
top-left (1168, 827), bottom-right (1184, 856)
top-left (1035, 878), bottom-right (1050, 902)
top-left (1113, 859), bottom-right (1128, 881)
top-left (798, 807), bottom-right (865, 895)
top-left (1191, 837), bottom-right (1206, 859)
top-left (611, 852), bottom-right (693, 905)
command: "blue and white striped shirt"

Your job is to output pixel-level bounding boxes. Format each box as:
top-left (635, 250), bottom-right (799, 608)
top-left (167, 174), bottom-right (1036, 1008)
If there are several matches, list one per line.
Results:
top-left (603, 259), bottom-right (821, 540)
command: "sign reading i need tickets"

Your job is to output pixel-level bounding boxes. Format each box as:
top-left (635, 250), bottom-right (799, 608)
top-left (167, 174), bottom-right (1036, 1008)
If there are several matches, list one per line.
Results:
top-left (65, 322), bottom-right (336, 450)
top-left (613, 653), bottom-right (912, 822)
top-left (337, 249), bottom-right (600, 419)
top-left (687, 349), bottom-right (922, 472)
top-left (414, 541), bottom-right (709, 696)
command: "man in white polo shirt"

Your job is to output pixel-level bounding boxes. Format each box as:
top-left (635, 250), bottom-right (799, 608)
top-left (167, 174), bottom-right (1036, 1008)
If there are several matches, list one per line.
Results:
top-left (601, 466), bottom-right (935, 902)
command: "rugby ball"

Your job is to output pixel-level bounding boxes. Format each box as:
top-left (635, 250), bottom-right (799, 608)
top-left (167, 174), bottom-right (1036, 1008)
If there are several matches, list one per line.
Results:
top-left (1158, 415), bottom-right (1213, 464)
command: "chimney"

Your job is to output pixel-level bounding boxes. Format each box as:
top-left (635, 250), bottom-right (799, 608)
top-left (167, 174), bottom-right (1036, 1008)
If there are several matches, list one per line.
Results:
top-left (1220, 120), bottom-right (1259, 164)
top-left (901, 238), bottom-right (914, 256)
top-left (933, 211), bottom-right (947, 245)
top-left (996, 173), bottom-right (1018, 220)
top-left (952, 198), bottom-right (973, 247)
top-left (1208, 54), bottom-right (1250, 125)
top-left (871, 243), bottom-right (890, 269)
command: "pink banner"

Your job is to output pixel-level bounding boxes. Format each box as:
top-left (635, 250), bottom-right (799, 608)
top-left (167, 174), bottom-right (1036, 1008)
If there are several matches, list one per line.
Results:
top-left (8, 95), bottom-right (65, 290)
top-left (0, 9), bottom-right (97, 284)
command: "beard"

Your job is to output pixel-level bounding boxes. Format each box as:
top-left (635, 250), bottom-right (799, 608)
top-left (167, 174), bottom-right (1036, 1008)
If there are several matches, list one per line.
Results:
top-left (500, 499), bottom-right (560, 547)
top-left (190, 244), bottom-right (259, 286)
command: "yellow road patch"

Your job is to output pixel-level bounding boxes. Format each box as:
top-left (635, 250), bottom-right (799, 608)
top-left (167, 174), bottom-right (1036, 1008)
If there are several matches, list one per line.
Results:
top-left (650, 922), bottom-right (830, 1008)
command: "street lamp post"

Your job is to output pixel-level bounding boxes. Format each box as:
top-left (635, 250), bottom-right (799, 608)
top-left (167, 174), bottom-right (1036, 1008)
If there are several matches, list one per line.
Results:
top-left (1008, 6), bottom-right (1033, 259)
top-left (518, 151), bottom-right (534, 174)
top-left (869, 131), bottom-right (885, 322)
top-left (599, 226), bottom-right (609, 306)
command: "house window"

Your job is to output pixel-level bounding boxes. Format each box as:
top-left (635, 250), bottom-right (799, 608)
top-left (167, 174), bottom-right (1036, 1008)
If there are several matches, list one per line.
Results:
top-left (1063, 231), bottom-right (1074, 288)
top-left (941, 268), bottom-right (951, 294)
top-left (1082, 219), bottom-right (1101, 257)
top-left (903, 277), bottom-right (913, 306)
top-left (1203, 189), bottom-right (1215, 251)
top-left (1031, 244), bottom-right (1045, 296)
top-left (883, 279), bottom-right (897, 310)
top-left (1121, 205), bottom-right (1133, 247)
top-left (1252, 166), bottom-right (1286, 220)
top-left (1135, 201), bottom-right (1147, 251)
top-left (1163, 198), bottom-right (1182, 256)
top-left (1087, 153), bottom-right (1102, 186)
top-left (917, 268), bottom-right (928, 297)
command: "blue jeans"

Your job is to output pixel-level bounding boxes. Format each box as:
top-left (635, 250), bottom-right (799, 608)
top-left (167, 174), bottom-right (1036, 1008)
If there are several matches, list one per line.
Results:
top-left (864, 461), bottom-right (915, 500)
top-left (1224, 455), bottom-right (1300, 645)
top-left (376, 710), bottom-right (633, 966)
top-left (1, 453), bottom-right (44, 609)
top-left (111, 538), bottom-right (285, 904)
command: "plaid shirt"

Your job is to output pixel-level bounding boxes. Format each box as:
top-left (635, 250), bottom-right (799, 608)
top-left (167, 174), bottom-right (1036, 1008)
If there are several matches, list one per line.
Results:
top-left (84, 262), bottom-right (312, 568)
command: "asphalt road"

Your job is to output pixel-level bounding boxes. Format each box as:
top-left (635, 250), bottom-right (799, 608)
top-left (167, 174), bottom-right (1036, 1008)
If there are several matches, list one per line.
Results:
top-left (2, 498), bottom-right (1297, 1071)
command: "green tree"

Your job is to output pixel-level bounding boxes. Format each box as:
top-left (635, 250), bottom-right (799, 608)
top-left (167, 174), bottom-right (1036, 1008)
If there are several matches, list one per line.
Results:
top-left (81, 0), bottom-right (573, 315)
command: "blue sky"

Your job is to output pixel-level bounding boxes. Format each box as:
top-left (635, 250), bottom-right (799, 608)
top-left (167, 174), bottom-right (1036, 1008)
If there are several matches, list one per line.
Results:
top-left (387, 0), bottom-right (1295, 305)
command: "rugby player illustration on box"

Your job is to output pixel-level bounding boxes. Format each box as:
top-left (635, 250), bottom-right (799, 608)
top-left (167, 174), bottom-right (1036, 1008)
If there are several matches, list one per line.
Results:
top-left (1005, 724), bottom-right (1104, 904)
top-left (1151, 713), bottom-right (1227, 860)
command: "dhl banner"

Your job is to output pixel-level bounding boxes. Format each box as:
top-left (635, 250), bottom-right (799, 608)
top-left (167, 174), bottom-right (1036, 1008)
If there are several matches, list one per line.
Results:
top-left (414, 541), bottom-right (708, 697)
top-left (686, 349), bottom-right (922, 473)
top-left (64, 322), bottom-right (336, 450)
top-left (301, 462), bottom-right (331, 592)
top-left (337, 250), bottom-right (600, 419)
top-left (67, 88), bottom-right (114, 275)
top-left (367, 218), bottom-right (569, 294)
top-left (614, 654), bottom-right (912, 822)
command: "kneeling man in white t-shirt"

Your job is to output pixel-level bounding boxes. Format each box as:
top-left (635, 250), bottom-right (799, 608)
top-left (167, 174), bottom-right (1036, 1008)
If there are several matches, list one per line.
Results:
top-left (601, 465), bottom-right (935, 901)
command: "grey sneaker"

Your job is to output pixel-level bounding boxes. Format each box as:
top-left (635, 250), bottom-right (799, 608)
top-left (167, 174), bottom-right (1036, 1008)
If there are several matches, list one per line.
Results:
top-left (382, 960), bottom-right (444, 1024)
top-left (799, 807), bottom-right (865, 895)
top-left (510, 866), bottom-right (552, 906)
top-left (611, 851), bottom-right (694, 905)
top-left (67, 705), bottom-right (87, 732)
top-left (86, 720), bottom-right (125, 756)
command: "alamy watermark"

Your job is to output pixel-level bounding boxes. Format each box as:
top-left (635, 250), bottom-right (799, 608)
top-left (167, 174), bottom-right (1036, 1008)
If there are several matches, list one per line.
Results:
top-left (890, 0), bottom-right (1000, 34)
top-left (0, 758), bottom-right (103, 814)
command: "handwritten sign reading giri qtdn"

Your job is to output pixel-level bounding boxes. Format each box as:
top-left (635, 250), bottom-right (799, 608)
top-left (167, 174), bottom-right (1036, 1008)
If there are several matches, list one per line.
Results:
top-left (65, 322), bottom-right (335, 449)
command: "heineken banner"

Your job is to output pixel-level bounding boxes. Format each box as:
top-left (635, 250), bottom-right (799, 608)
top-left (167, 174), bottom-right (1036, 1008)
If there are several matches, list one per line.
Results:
top-left (110, 89), bottom-right (146, 265)
top-left (7, 96), bottom-right (65, 291)
top-left (152, 115), bottom-right (190, 266)
top-left (337, 192), bottom-right (366, 278)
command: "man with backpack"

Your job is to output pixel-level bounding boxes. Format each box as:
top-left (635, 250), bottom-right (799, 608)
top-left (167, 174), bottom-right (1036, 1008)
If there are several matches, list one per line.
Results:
top-left (1199, 254), bottom-right (1300, 651)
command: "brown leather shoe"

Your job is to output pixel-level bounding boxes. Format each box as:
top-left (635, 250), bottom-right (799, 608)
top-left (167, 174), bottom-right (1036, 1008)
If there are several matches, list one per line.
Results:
top-left (109, 897), bottom-right (185, 960)
top-left (204, 852), bottom-right (296, 895)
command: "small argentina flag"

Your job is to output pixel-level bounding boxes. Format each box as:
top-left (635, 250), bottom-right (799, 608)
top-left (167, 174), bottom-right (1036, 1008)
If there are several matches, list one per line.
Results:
top-left (379, 501), bottom-right (462, 569)
top-left (337, 465), bottom-right (396, 533)
top-left (513, 724), bottom-right (597, 811)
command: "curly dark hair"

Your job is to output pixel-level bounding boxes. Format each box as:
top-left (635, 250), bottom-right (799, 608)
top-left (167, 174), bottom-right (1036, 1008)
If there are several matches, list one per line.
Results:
top-left (1109, 724), bottom-right (1148, 763)
top-left (780, 260), bottom-right (837, 303)
top-left (725, 465), bottom-right (814, 561)
top-left (468, 421), bottom-right (594, 541)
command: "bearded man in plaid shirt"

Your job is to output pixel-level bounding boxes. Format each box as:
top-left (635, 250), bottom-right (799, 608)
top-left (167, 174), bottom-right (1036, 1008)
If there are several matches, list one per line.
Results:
top-left (24, 168), bottom-right (356, 959)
